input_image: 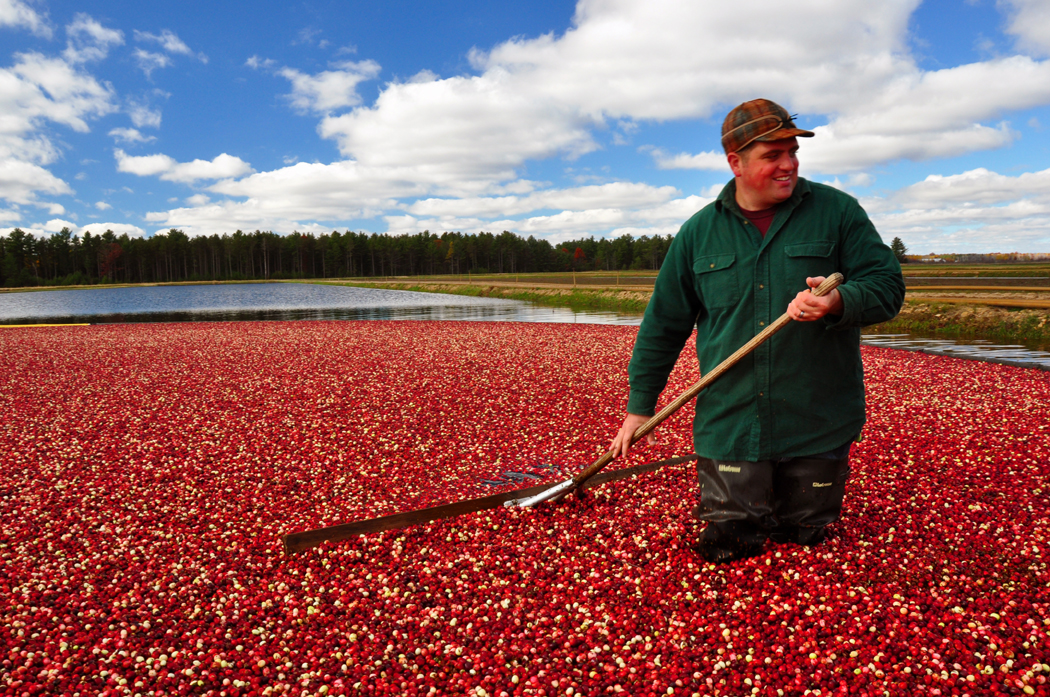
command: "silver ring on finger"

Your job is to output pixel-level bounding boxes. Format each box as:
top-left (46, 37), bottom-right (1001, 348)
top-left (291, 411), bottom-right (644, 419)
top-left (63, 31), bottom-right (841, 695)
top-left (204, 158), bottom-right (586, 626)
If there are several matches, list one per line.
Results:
top-left (799, 310), bottom-right (805, 317)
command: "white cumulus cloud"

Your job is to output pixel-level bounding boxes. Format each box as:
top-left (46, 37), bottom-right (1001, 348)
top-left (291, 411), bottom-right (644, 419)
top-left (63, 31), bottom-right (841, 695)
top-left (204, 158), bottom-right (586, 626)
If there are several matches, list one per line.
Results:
top-left (115, 149), bottom-right (254, 183)
top-left (136, 29), bottom-right (191, 54)
top-left (245, 55), bottom-right (276, 70)
top-left (387, 191), bottom-right (710, 244)
top-left (62, 13), bottom-right (123, 64)
top-left (0, 52), bottom-right (117, 161)
top-left (0, 158), bottom-right (73, 205)
top-left (5, 220), bottom-right (146, 239)
top-left (407, 182), bottom-right (679, 219)
top-left (133, 49), bottom-right (171, 78)
top-left (108, 127), bottom-right (156, 144)
top-left (1002, 0), bottom-right (1050, 57)
top-left (142, 198), bottom-right (336, 238)
top-left (647, 148), bottom-right (730, 172)
top-left (204, 160), bottom-right (412, 220)
top-left (78, 222), bottom-right (147, 237)
top-left (42, 218), bottom-right (76, 232)
top-left (867, 166), bottom-right (1050, 253)
top-left (264, 60), bottom-right (381, 114)
top-left (320, 71), bottom-right (599, 191)
top-left (0, 0), bottom-right (51, 37)
top-left (890, 167), bottom-right (1050, 209)
top-left (127, 99), bottom-right (162, 129)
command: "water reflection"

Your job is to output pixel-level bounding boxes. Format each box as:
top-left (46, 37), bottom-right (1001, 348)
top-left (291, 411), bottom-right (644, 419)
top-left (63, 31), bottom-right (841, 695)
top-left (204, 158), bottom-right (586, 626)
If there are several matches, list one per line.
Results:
top-left (861, 333), bottom-right (1050, 370)
top-left (3, 304), bottom-right (646, 326)
top-left (0, 282), bottom-right (643, 326)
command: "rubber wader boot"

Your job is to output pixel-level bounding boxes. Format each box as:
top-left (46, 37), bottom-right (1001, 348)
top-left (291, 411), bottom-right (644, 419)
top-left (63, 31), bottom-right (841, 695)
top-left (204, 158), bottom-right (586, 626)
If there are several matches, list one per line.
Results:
top-left (692, 458), bottom-right (774, 562)
top-left (769, 456), bottom-right (851, 546)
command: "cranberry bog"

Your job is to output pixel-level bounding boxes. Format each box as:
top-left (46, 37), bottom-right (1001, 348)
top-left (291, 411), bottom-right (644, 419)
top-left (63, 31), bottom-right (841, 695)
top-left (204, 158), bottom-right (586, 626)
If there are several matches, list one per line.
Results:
top-left (2, 321), bottom-right (1048, 697)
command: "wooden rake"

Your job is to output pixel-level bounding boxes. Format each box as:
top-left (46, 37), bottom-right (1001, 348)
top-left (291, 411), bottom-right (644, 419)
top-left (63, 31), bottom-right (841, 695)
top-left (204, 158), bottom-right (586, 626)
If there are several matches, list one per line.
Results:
top-left (282, 273), bottom-right (843, 553)
top-left (504, 272), bottom-right (844, 507)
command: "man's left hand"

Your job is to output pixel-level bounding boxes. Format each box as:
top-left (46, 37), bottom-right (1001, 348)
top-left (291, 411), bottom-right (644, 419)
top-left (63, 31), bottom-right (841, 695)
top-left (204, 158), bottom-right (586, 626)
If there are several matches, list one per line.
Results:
top-left (788, 276), bottom-right (844, 321)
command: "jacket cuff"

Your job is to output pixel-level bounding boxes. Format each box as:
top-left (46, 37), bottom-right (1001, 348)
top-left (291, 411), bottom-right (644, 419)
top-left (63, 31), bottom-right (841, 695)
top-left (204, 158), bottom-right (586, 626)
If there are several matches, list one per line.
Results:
top-left (823, 283), bottom-right (860, 330)
top-left (626, 391), bottom-right (659, 417)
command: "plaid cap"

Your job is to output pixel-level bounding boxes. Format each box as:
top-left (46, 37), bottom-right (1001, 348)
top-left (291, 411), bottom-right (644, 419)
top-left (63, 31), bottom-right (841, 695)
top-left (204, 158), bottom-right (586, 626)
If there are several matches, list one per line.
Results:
top-left (721, 99), bottom-right (814, 154)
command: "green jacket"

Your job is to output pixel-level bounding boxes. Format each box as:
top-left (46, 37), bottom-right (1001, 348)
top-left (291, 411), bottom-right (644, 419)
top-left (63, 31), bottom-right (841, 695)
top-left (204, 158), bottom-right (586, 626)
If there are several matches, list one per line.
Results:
top-left (626, 177), bottom-right (904, 461)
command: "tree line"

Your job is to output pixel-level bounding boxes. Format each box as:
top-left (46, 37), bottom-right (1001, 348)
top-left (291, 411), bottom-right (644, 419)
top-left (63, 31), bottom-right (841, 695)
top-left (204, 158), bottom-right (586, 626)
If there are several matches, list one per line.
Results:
top-left (906, 252), bottom-right (1050, 264)
top-left (0, 228), bottom-right (676, 288)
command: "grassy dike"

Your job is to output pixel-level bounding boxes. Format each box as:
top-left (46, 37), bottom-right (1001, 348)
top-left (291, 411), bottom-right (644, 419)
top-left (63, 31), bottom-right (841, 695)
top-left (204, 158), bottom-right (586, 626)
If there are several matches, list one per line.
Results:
top-left (332, 279), bottom-right (1050, 350)
top-left (326, 280), bottom-right (654, 315)
top-left (872, 300), bottom-right (1050, 350)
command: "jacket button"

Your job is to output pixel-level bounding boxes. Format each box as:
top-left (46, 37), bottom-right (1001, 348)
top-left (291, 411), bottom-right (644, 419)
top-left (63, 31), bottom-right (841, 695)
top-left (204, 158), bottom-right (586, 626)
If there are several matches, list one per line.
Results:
top-left (759, 321), bottom-right (765, 326)
top-left (759, 284), bottom-right (764, 289)
top-left (709, 263), bottom-right (715, 268)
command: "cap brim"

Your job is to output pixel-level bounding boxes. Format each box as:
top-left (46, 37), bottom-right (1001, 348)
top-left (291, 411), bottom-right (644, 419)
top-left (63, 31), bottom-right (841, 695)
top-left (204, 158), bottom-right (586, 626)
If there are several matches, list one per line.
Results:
top-left (757, 127), bottom-right (814, 141)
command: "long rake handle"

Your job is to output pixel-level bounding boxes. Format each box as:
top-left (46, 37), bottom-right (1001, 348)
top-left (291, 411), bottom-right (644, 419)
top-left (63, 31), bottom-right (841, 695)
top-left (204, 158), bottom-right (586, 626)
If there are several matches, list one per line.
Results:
top-left (571, 272), bottom-right (844, 489)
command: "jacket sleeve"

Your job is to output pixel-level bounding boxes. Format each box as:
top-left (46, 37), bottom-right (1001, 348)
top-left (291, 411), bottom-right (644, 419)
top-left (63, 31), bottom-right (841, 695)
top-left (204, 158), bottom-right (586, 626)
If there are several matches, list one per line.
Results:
top-left (825, 199), bottom-right (905, 330)
top-left (626, 230), bottom-right (701, 416)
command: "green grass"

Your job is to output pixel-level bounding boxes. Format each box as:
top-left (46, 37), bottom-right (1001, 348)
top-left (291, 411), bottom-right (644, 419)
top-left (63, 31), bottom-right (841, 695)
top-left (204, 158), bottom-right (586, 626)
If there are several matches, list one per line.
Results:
top-left (325, 280), bottom-right (652, 315)
top-left (867, 303), bottom-right (1050, 351)
top-left (497, 288), bottom-right (650, 314)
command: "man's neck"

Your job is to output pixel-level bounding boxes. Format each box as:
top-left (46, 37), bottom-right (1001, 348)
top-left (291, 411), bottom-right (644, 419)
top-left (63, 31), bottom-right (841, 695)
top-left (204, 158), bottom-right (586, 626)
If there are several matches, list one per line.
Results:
top-left (739, 205), bottom-right (777, 236)
top-left (735, 188), bottom-right (778, 212)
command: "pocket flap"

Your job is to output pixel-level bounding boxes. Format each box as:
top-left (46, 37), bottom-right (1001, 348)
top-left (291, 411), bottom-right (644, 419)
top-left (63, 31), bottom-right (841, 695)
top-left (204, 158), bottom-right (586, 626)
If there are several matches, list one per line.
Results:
top-left (693, 254), bottom-right (735, 274)
top-left (785, 242), bottom-right (834, 258)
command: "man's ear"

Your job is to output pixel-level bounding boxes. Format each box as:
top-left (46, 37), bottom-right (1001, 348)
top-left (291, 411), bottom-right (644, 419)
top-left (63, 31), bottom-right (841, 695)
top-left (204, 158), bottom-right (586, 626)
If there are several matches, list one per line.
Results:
top-left (727, 152), bottom-right (742, 177)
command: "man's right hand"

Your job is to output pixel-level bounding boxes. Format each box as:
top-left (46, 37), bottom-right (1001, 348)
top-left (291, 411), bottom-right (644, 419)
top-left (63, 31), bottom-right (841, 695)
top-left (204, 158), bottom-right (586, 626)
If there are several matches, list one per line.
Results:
top-left (609, 413), bottom-right (658, 459)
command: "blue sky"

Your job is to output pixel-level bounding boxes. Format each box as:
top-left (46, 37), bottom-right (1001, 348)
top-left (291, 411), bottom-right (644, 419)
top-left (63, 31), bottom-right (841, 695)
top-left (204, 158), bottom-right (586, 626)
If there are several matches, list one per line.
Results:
top-left (3, 0), bottom-right (1050, 253)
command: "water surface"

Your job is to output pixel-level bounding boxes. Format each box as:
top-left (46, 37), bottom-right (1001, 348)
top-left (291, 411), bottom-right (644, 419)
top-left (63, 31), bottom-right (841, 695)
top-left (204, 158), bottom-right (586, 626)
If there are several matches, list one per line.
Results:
top-left (0, 282), bottom-right (643, 326)
top-left (860, 333), bottom-right (1050, 370)
top-left (3, 283), bottom-right (1048, 369)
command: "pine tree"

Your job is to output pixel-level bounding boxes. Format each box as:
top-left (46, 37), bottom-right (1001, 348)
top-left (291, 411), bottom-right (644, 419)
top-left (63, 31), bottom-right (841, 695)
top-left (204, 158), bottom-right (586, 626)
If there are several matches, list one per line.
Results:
top-left (890, 237), bottom-right (908, 263)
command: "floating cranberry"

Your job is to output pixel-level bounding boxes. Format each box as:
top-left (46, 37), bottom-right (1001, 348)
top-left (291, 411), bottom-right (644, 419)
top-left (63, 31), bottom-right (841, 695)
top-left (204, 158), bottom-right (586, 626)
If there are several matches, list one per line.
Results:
top-left (1, 324), bottom-right (1048, 695)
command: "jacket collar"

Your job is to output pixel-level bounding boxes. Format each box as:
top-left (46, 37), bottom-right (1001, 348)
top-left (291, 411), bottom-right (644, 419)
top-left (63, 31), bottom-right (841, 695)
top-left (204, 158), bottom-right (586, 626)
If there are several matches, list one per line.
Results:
top-left (715, 177), bottom-right (811, 216)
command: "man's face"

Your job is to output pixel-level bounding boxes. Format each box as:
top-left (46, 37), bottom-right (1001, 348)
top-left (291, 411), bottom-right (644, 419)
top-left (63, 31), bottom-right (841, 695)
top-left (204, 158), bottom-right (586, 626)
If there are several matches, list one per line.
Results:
top-left (727, 137), bottom-right (799, 210)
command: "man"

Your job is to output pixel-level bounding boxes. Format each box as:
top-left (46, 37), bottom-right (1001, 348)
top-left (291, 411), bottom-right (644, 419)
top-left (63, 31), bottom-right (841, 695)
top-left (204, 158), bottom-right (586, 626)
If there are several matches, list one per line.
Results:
top-left (610, 98), bottom-right (904, 564)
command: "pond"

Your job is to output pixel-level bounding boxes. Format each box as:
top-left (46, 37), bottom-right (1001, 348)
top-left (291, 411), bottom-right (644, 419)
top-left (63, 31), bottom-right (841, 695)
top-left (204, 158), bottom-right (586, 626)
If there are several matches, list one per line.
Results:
top-left (0, 282), bottom-right (643, 326)
top-left (2, 282), bottom-right (1048, 369)
top-left (859, 333), bottom-right (1050, 371)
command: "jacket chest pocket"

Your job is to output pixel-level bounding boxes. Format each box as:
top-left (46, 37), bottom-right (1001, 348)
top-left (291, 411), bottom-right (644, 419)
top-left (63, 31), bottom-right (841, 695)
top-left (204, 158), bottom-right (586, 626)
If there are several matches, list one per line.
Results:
top-left (784, 242), bottom-right (836, 282)
top-left (693, 254), bottom-right (739, 310)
